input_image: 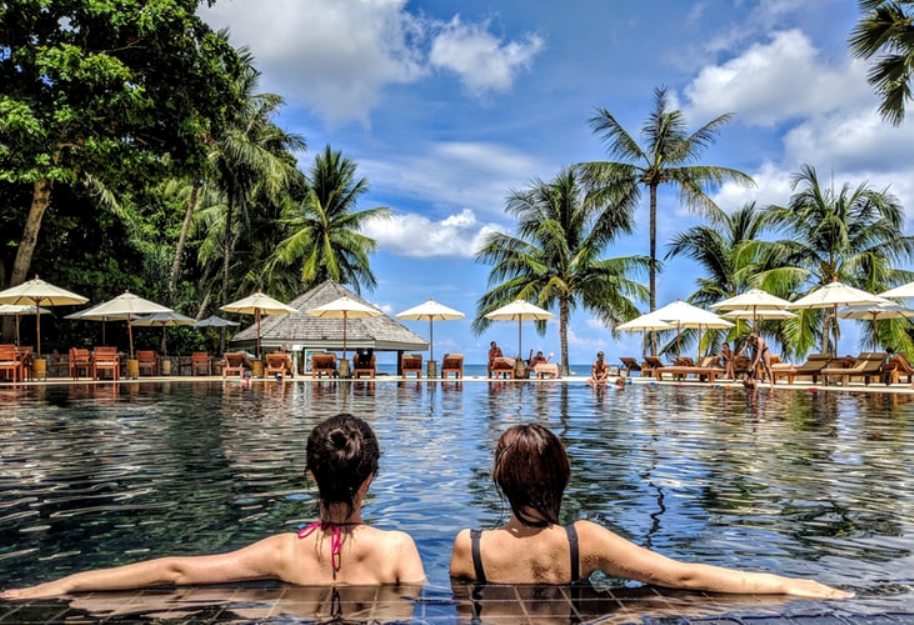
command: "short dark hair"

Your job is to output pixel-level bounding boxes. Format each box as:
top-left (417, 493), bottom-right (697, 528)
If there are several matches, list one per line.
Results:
top-left (493, 424), bottom-right (570, 527)
top-left (306, 414), bottom-right (379, 516)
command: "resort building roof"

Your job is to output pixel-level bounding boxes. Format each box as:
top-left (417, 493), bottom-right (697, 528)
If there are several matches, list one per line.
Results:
top-left (230, 281), bottom-right (429, 352)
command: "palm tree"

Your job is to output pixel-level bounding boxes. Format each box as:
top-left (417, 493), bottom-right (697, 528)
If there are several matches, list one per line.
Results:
top-left (271, 146), bottom-right (389, 293)
top-left (754, 165), bottom-right (914, 355)
top-left (849, 0), bottom-right (914, 125)
top-left (473, 168), bottom-right (649, 375)
top-left (579, 87), bottom-right (754, 332)
top-left (665, 203), bottom-right (769, 355)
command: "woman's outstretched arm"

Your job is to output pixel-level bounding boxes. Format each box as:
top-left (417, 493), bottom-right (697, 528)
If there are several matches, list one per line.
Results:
top-left (577, 521), bottom-right (850, 599)
top-left (0, 535), bottom-right (288, 601)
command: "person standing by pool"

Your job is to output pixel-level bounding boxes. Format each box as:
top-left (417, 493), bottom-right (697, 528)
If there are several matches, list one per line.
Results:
top-left (588, 351), bottom-right (609, 386)
top-left (747, 332), bottom-right (774, 385)
top-left (487, 341), bottom-right (503, 378)
top-left (720, 342), bottom-right (735, 379)
top-left (1, 414), bottom-right (425, 599)
top-left (450, 423), bottom-right (850, 598)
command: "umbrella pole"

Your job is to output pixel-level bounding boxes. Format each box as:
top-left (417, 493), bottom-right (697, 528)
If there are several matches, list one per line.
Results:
top-left (429, 317), bottom-right (434, 362)
top-left (102, 320), bottom-right (106, 345)
top-left (128, 314), bottom-right (134, 358)
top-left (676, 323), bottom-right (681, 357)
top-left (15, 314), bottom-right (20, 347)
top-left (162, 326), bottom-right (167, 356)
top-left (833, 303), bottom-right (839, 357)
top-left (256, 308), bottom-right (262, 359)
top-left (35, 298), bottom-right (41, 356)
top-left (872, 313), bottom-right (878, 351)
top-left (343, 311), bottom-right (348, 359)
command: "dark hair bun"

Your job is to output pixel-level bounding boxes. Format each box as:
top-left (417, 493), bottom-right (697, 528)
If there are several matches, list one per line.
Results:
top-left (328, 428), bottom-right (348, 449)
top-left (306, 414), bottom-right (380, 518)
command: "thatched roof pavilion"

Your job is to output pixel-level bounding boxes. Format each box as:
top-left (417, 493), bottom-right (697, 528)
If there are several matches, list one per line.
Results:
top-left (230, 281), bottom-right (428, 353)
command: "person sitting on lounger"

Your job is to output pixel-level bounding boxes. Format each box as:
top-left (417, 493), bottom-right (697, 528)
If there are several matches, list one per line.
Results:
top-left (449, 423), bottom-right (851, 598)
top-left (588, 351), bottom-right (609, 387)
top-left (487, 341), bottom-right (503, 378)
top-left (528, 350), bottom-right (549, 368)
top-left (721, 342), bottom-right (735, 379)
top-left (1, 414), bottom-right (425, 600)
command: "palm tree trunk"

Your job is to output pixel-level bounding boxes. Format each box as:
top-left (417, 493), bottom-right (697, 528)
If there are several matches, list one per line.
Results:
top-left (648, 183), bottom-right (658, 354)
top-left (168, 180), bottom-right (201, 301)
top-left (222, 194), bottom-right (234, 305)
top-left (559, 297), bottom-right (570, 376)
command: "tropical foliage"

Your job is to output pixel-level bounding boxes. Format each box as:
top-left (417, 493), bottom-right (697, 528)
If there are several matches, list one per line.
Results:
top-left (850, 0), bottom-right (914, 125)
top-left (473, 169), bottom-right (649, 374)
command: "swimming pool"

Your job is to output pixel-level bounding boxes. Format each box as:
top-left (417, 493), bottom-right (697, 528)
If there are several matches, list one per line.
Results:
top-left (1, 381), bottom-right (912, 623)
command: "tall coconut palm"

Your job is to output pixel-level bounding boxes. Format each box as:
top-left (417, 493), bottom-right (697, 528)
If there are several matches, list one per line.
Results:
top-left (579, 87), bottom-right (754, 335)
top-left (665, 203), bottom-right (770, 355)
top-left (849, 0), bottom-right (914, 125)
top-left (473, 168), bottom-right (649, 375)
top-left (755, 165), bottom-right (914, 355)
top-left (271, 146), bottom-right (389, 293)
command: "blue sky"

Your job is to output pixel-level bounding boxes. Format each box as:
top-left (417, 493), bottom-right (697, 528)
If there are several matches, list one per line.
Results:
top-left (201, 0), bottom-right (914, 365)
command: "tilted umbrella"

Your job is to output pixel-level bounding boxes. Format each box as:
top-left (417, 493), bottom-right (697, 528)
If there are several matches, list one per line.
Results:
top-left (87, 291), bottom-right (172, 358)
top-left (0, 276), bottom-right (88, 355)
top-left (396, 299), bottom-right (465, 361)
top-left (616, 314), bottom-right (674, 357)
top-left (195, 315), bottom-right (240, 328)
top-left (651, 300), bottom-right (733, 359)
top-left (132, 311), bottom-right (196, 355)
top-left (307, 296), bottom-right (383, 359)
top-left (0, 304), bottom-right (51, 346)
top-left (789, 281), bottom-right (882, 355)
top-left (838, 300), bottom-right (913, 350)
top-left (221, 292), bottom-right (296, 359)
top-left (712, 289), bottom-right (792, 329)
top-left (483, 299), bottom-right (554, 359)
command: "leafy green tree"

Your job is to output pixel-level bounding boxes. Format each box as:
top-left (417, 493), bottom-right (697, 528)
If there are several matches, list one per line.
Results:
top-left (755, 165), bottom-right (914, 355)
top-left (271, 146), bottom-right (389, 294)
top-left (0, 0), bottom-right (243, 291)
top-left (579, 87), bottom-right (753, 330)
top-left (473, 168), bottom-right (649, 374)
top-left (849, 0), bottom-right (914, 125)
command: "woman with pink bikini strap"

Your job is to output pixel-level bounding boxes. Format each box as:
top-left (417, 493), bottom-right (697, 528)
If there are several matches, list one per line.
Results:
top-left (2, 414), bottom-right (425, 600)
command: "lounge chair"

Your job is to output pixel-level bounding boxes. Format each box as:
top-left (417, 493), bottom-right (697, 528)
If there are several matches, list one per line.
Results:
top-left (191, 351), bottom-right (211, 376)
top-left (69, 348), bottom-right (91, 379)
top-left (534, 362), bottom-right (560, 379)
top-left (653, 355), bottom-right (724, 383)
top-left (222, 352), bottom-right (250, 378)
top-left (0, 344), bottom-right (19, 383)
top-left (401, 354), bottom-right (422, 378)
top-left (619, 357), bottom-right (642, 376)
top-left (311, 352), bottom-right (338, 378)
top-left (490, 356), bottom-right (515, 380)
top-left (821, 352), bottom-right (886, 386)
top-left (92, 347), bottom-right (120, 381)
top-left (15, 346), bottom-right (33, 381)
top-left (265, 352), bottom-right (293, 378)
top-left (136, 350), bottom-right (158, 377)
top-left (352, 352), bottom-right (376, 379)
top-left (441, 353), bottom-right (463, 379)
top-left (51, 349), bottom-right (68, 377)
top-left (771, 353), bottom-right (831, 385)
top-left (641, 356), bottom-right (665, 378)
top-left (881, 353), bottom-right (914, 385)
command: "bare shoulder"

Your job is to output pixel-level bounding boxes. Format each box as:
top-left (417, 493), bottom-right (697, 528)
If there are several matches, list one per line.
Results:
top-left (572, 519), bottom-right (610, 539)
top-left (452, 528), bottom-right (471, 551)
top-left (449, 529), bottom-right (473, 578)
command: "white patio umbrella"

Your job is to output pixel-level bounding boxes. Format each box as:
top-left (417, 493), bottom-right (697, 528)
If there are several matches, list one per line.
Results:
top-left (789, 281), bottom-right (883, 355)
top-left (483, 299), bottom-right (554, 359)
top-left (616, 314), bottom-right (674, 357)
top-left (880, 281), bottom-right (914, 299)
top-left (195, 315), bottom-right (240, 328)
top-left (712, 289), bottom-right (792, 328)
top-left (88, 291), bottom-right (172, 358)
top-left (0, 304), bottom-right (51, 346)
top-left (838, 300), bottom-right (914, 349)
top-left (65, 302), bottom-right (132, 345)
top-left (307, 296), bottom-right (383, 359)
top-left (132, 311), bottom-right (196, 355)
top-left (221, 292), bottom-right (297, 359)
top-left (0, 276), bottom-right (88, 355)
top-left (651, 300), bottom-right (734, 358)
top-left (722, 309), bottom-right (797, 320)
top-left (396, 299), bottom-right (465, 361)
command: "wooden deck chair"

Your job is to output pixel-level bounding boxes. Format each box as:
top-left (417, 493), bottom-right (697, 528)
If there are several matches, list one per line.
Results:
top-left (641, 355), bottom-right (665, 377)
top-left (401, 354), bottom-right (422, 378)
top-left (534, 362), bottom-right (560, 379)
top-left (265, 352), bottom-right (293, 378)
top-left (885, 353), bottom-right (914, 384)
top-left (136, 350), bottom-right (158, 377)
top-left (69, 348), bottom-right (91, 379)
top-left (619, 357), bottom-right (642, 376)
top-left (821, 352), bottom-right (885, 386)
top-left (490, 356), bottom-right (515, 379)
top-left (191, 351), bottom-right (211, 376)
top-left (311, 352), bottom-right (338, 378)
top-left (92, 347), bottom-right (120, 381)
top-left (222, 352), bottom-right (249, 377)
top-left (352, 352), bottom-right (377, 378)
top-left (441, 353), bottom-right (463, 379)
top-left (771, 353), bottom-right (831, 385)
top-left (0, 344), bottom-right (19, 383)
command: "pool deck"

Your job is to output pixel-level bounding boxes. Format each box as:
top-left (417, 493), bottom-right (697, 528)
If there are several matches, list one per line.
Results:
top-left (3, 373), bottom-right (914, 395)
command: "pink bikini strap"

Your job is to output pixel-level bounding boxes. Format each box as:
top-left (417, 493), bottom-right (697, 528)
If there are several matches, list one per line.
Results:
top-left (297, 521), bottom-right (350, 571)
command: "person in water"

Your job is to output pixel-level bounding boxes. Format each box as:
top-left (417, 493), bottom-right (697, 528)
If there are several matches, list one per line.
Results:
top-left (449, 423), bottom-right (849, 598)
top-left (2, 414), bottom-right (425, 600)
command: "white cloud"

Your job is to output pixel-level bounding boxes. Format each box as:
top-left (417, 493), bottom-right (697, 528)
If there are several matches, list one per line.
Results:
top-left (712, 160), bottom-right (795, 210)
top-left (429, 17), bottom-right (544, 95)
top-left (360, 141), bottom-right (551, 218)
top-left (362, 208), bottom-right (503, 258)
top-left (200, 1), bottom-right (543, 125)
top-left (685, 30), bottom-right (872, 126)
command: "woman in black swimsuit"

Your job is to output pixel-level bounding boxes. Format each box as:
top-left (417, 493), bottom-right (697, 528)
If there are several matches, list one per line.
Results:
top-left (449, 423), bottom-right (848, 597)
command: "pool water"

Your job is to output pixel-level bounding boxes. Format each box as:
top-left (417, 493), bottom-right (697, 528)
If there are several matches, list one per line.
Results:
top-left (1, 380), bottom-right (913, 623)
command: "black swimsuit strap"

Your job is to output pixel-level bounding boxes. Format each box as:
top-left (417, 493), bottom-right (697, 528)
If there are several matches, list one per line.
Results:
top-left (566, 524), bottom-right (580, 583)
top-left (470, 529), bottom-right (487, 584)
